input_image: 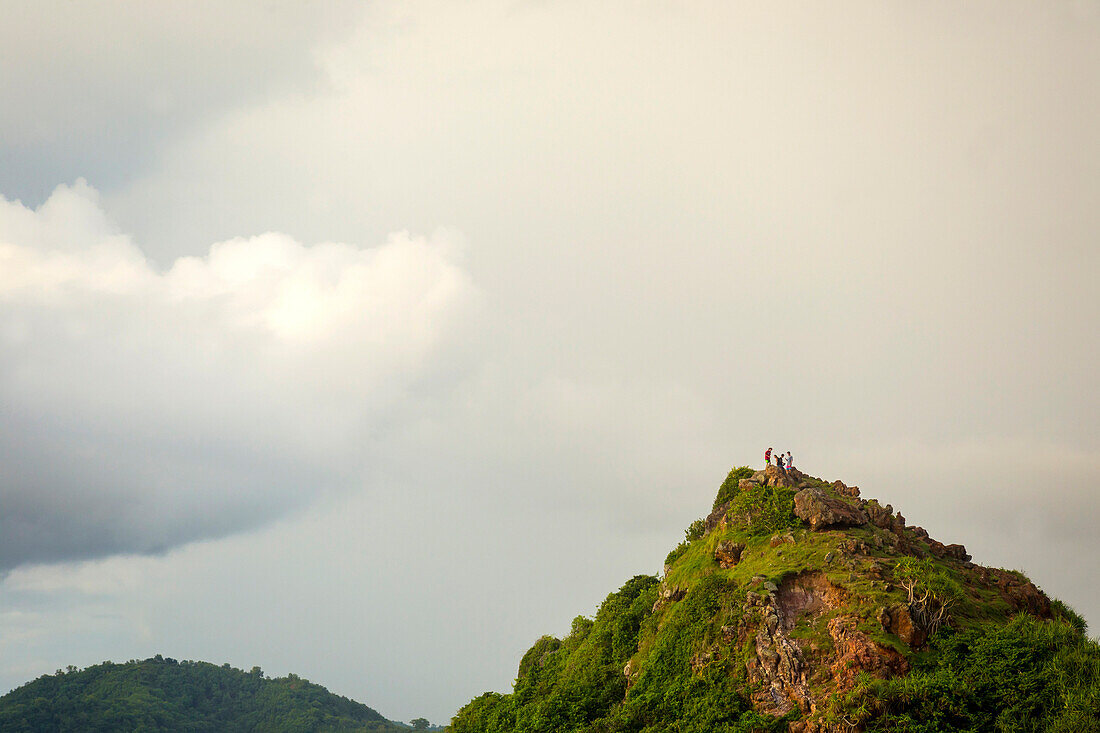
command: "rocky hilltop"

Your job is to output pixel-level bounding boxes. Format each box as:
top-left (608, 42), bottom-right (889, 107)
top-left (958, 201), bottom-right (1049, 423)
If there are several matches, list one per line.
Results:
top-left (696, 465), bottom-right (1051, 726)
top-left (450, 465), bottom-right (1099, 732)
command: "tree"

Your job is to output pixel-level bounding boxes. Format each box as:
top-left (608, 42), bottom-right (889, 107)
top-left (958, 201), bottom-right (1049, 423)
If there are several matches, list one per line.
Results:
top-left (893, 557), bottom-right (963, 637)
top-left (410, 717), bottom-right (430, 730)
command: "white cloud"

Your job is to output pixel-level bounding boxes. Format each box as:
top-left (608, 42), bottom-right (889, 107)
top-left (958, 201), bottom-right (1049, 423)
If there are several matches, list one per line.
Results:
top-left (0, 181), bottom-right (478, 570)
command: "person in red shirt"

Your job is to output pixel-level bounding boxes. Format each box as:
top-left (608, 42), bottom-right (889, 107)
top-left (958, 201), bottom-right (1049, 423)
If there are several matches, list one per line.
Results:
top-left (765, 447), bottom-right (773, 466)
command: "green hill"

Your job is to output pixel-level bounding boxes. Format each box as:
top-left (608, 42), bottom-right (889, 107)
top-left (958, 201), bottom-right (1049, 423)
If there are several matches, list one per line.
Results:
top-left (0, 656), bottom-right (406, 732)
top-left (450, 465), bottom-right (1100, 732)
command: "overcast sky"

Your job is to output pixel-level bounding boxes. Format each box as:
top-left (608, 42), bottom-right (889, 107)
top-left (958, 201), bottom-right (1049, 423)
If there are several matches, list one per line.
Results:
top-left (1, 0), bottom-right (1098, 725)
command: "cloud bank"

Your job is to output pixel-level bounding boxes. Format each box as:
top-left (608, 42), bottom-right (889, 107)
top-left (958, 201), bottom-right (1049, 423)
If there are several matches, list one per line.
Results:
top-left (0, 181), bottom-right (477, 571)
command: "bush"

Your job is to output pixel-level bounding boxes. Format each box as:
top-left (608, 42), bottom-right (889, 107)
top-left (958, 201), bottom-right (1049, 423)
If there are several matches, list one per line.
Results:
top-left (664, 541), bottom-right (690, 568)
top-left (892, 557), bottom-right (964, 637)
top-left (728, 484), bottom-right (799, 536)
top-left (846, 615), bottom-right (1100, 732)
top-left (712, 467), bottom-right (754, 512)
top-left (613, 575), bottom-right (785, 732)
top-left (684, 518), bottom-right (706, 542)
top-left (1051, 598), bottom-right (1088, 636)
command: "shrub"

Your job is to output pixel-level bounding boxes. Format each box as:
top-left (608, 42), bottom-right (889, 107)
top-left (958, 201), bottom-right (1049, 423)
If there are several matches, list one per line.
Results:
top-left (728, 484), bottom-right (799, 536)
top-left (684, 518), bottom-right (706, 542)
top-left (892, 557), bottom-right (964, 637)
top-left (569, 615), bottom-right (594, 642)
top-left (1050, 598), bottom-right (1088, 636)
top-left (664, 541), bottom-right (690, 568)
top-left (712, 467), bottom-right (755, 512)
top-left (613, 575), bottom-right (785, 732)
top-left (847, 615), bottom-right (1100, 732)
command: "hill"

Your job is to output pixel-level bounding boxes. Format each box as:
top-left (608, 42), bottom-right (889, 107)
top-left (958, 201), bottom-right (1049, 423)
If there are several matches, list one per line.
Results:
top-left (449, 465), bottom-right (1100, 732)
top-left (0, 656), bottom-right (407, 732)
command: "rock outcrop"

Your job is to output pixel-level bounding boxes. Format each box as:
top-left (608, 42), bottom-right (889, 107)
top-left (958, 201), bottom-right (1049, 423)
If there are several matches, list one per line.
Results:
top-left (704, 502), bottom-right (732, 534)
top-left (746, 571), bottom-right (909, 719)
top-left (750, 604), bottom-right (812, 715)
top-left (830, 480), bottom-right (861, 499)
top-left (714, 541), bottom-right (745, 568)
top-left (877, 604), bottom-right (927, 648)
top-left (793, 488), bottom-right (868, 531)
top-left (763, 464), bottom-right (798, 487)
top-left (826, 616), bottom-right (909, 690)
top-left (975, 567), bottom-right (1052, 618)
top-left (927, 540), bottom-right (971, 562)
top-left (865, 500), bottom-right (895, 529)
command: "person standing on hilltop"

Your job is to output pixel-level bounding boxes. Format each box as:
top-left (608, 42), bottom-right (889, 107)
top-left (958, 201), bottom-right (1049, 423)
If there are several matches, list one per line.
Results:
top-left (765, 447), bottom-right (773, 466)
top-left (786, 451), bottom-right (794, 471)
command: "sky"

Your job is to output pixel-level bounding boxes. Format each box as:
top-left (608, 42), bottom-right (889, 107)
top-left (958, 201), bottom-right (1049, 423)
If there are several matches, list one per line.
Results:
top-left (1, 0), bottom-right (1098, 725)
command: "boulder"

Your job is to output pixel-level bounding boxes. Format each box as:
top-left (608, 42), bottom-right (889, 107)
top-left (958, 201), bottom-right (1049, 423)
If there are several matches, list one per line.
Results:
top-left (660, 585), bottom-right (686, 602)
top-left (769, 532), bottom-right (796, 548)
top-left (944, 543), bottom-right (971, 561)
top-left (831, 480), bottom-right (861, 499)
top-left (714, 541), bottom-right (745, 568)
top-left (927, 540), bottom-right (971, 562)
top-left (840, 538), bottom-right (868, 554)
top-left (865, 501), bottom-right (895, 530)
top-left (704, 502), bottom-right (731, 534)
top-left (793, 488), bottom-right (869, 531)
top-left (763, 464), bottom-right (796, 487)
top-left (878, 604), bottom-right (927, 648)
top-left (976, 567), bottom-right (1052, 618)
top-left (652, 582), bottom-right (687, 612)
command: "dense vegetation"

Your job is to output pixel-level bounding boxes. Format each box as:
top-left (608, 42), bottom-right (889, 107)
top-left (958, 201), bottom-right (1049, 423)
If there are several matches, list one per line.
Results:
top-left (450, 466), bottom-right (1100, 732)
top-left (0, 656), bottom-right (406, 732)
top-left (845, 615), bottom-right (1100, 732)
top-left (449, 575), bottom-right (786, 733)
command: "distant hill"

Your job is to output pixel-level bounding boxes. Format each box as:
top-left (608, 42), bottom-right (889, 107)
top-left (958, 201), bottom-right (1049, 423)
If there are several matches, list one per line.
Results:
top-left (0, 656), bottom-right (407, 732)
top-left (450, 465), bottom-right (1100, 732)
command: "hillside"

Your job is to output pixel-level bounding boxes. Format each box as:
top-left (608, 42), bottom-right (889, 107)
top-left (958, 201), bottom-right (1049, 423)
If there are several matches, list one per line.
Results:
top-left (450, 465), bottom-right (1100, 732)
top-left (0, 656), bottom-right (406, 732)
